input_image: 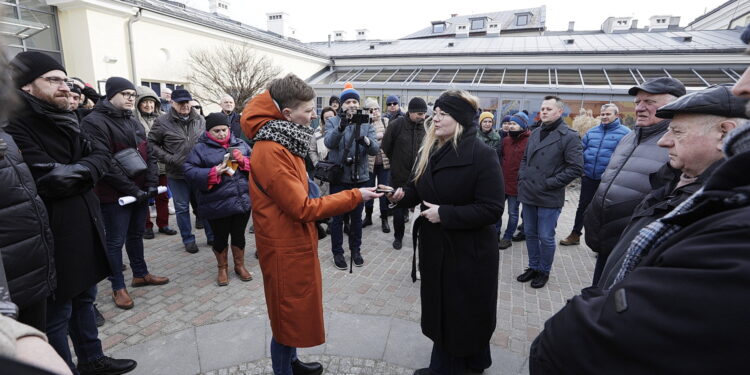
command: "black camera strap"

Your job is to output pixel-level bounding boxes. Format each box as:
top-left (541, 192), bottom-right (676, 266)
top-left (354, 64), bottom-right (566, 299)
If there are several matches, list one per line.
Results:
top-left (339, 122), bottom-right (358, 168)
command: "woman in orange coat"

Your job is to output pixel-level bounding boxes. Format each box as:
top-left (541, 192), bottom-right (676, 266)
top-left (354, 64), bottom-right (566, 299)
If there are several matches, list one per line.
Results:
top-left (241, 74), bottom-right (381, 375)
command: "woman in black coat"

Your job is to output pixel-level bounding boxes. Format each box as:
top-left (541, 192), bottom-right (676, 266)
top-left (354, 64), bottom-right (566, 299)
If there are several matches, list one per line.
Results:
top-left (184, 113), bottom-right (253, 286)
top-left (389, 90), bottom-right (505, 374)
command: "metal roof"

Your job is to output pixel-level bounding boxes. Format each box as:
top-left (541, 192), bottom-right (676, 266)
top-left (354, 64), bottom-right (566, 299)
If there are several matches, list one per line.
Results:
top-left (116, 0), bottom-right (327, 58)
top-left (310, 29), bottom-right (746, 58)
top-left (401, 7), bottom-right (546, 39)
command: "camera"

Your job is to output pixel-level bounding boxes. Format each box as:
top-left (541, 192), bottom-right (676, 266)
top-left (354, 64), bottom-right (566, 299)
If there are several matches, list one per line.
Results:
top-left (346, 109), bottom-right (372, 125)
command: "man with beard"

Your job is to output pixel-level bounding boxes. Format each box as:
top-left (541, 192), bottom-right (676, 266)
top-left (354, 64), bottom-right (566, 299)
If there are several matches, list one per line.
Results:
top-left (6, 51), bottom-right (136, 375)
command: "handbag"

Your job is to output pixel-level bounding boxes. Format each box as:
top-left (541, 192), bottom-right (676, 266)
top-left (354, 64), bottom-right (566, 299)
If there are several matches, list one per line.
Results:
top-left (113, 147), bottom-right (147, 178)
top-left (312, 126), bottom-right (357, 183)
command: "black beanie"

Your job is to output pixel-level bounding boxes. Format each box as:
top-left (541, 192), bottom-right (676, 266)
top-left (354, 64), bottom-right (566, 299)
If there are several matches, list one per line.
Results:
top-left (205, 113), bottom-right (229, 131)
top-left (408, 97), bottom-right (428, 113)
top-left (9, 51), bottom-right (66, 89)
top-left (434, 94), bottom-right (477, 128)
top-left (105, 77), bottom-right (136, 100)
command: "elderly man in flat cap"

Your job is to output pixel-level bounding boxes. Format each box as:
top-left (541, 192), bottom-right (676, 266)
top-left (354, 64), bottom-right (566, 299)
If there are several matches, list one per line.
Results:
top-left (584, 77), bottom-right (686, 284)
top-left (529, 81), bottom-right (750, 374)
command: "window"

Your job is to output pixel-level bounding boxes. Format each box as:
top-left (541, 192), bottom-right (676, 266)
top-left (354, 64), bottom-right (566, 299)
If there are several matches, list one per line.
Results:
top-left (470, 18), bottom-right (485, 30)
top-left (489, 24), bottom-right (498, 29)
top-left (358, 31), bottom-right (364, 35)
top-left (432, 23), bottom-right (445, 33)
top-left (458, 25), bottom-right (467, 30)
top-left (516, 14), bottom-right (529, 26)
top-left (335, 32), bottom-right (342, 37)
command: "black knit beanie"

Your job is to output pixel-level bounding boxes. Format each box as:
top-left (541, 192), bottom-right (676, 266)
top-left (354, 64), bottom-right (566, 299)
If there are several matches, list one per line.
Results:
top-left (408, 97), bottom-right (428, 113)
top-left (9, 51), bottom-right (66, 89)
top-left (434, 94), bottom-right (477, 127)
top-left (205, 113), bottom-right (229, 131)
top-left (105, 77), bottom-right (136, 100)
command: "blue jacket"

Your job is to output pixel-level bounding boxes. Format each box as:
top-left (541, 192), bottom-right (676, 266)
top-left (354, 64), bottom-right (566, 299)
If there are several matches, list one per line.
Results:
top-left (184, 132), bottom-right (252, 220)
top-left (324, 115), bottom-right (379, 184)
top-left (581, 119), bottom-right (630, 180)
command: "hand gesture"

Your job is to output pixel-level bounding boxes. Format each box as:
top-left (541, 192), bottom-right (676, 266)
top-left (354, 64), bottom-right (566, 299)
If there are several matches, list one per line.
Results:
top-left (421, 201), bottom-right (441, 223)
top-left (358, 186), bottom-right (383, 202)
top-left (232, 149), bottom-right (246, 164)
top-left (388, 187), bottom-right (404, 203)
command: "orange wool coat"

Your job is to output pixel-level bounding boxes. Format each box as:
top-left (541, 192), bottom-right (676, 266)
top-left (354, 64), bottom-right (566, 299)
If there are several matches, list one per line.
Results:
top-left (241, 91), bottom-right (362, 347)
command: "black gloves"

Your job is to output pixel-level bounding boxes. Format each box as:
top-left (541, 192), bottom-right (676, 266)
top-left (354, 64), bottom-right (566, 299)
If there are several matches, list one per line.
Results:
top-left (146, 186), bottom-right (159, 198)
top-left (338, 121), bottom-right (347, 133)
top-left (356, 136), bottom-right (369, 146)
top-left (33, 163), bottom-right (93, 198)
top-left (135, 190), bottom-right (150, 205)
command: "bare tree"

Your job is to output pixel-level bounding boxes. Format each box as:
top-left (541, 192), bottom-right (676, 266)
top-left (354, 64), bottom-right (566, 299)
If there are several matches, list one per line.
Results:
top-left (186, 44), bottom-right (281, 110)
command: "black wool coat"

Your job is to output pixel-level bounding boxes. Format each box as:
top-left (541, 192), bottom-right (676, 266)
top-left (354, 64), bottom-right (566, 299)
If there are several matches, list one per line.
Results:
top-left (5, 97), bottom-right (111, 302)
top-left (530, 150), bottom-right (750, 374)
top-left (398, 126), bottom-right (505, 357)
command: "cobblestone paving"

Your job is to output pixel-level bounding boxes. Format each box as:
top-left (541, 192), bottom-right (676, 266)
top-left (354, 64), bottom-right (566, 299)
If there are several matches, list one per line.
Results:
top-left (202, 355), bottom-right (414, 375)
top-left (95, 184), bottom-right (595, 371)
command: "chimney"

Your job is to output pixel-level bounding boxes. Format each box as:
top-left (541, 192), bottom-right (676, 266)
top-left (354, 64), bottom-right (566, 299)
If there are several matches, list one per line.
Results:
top-left (208, 0), bottom-right (231, 17)
top-left (450, 13), bottom-right (458, 18)
top-left (601, 16), bottom-right (633, 33)
top-left (455, 23), bottom-right (469, 38)
top-left (333, 30), bottom-right (345, 42)
top-left (567, 21), bottom-right (575, 32)
top-left (267, 12), bottom-right (292, 37)
top-left (630, 19), bottom-right (639, 30)
top-left (648, 15), bottom-right (679, 31)
top-left (356, 29), bottom-right (369, 40)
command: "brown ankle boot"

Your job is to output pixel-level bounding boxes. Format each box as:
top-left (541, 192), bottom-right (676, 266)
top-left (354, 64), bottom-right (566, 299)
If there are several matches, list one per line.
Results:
top-left (112, 288), bottom-right (134, 309)
top-left (231, 246), bottom-right (253, 281)
top-left (213, 248), bottom-right (229, 286)
top-left (559, 232), bottom-right (581, 246)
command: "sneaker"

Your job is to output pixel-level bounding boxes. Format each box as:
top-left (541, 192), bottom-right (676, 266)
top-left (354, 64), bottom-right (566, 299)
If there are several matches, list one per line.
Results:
top-left (185, 242), bottom-right (199, 254)
top-left (158, 226), bottom-right (177, 235)
top-left (516, 268), bottom-right (538, 282)
top-left (531, 272), bottom-right (550, 288)
top-left (93, 304), bottom-right (105, 327)
top-left (498, 239), bottom-right (512, 250)
top-left (392, 238), bottom-right (402, 250)
top-left (77, 356), bottom-right (137, 375)
top-left (143, 228), bottom-right (154, 240)
top-left (352, 252), bottom-right (364, 267)
top-left (559, 232), bottom-right (581, 246)
top-left (511, 231), bottom-right (525, 242)
top-left (333, 254), bottom-right (347, 270)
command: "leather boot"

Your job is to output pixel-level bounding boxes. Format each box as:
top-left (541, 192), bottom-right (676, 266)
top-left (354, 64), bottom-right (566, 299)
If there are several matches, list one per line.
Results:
top-left (559, 232), bottom-right (581, 246)
top-left (213, 248), bottom-right (229, 286)
top-left (381, 217), bottom-right (391, 233)
top-left (291, 358), bottom-right (323, 375)
top-left (112, 288), bottom-right (134, 309)
top-left (362, 206), bottom-right (373, 227)
top-left (231, 246), bottom-right (253, 281)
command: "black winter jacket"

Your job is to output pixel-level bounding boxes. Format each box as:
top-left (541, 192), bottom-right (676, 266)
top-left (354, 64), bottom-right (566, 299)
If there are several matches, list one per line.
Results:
top-left (0, 130), bottom-right (55, 309)
top-left (148, 108), bottom-right (205, 179)
top-left (382, 115), bottom-right (426, 188)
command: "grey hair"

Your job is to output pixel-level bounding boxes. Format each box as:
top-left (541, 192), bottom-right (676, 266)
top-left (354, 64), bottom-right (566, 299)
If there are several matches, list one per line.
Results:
top-left (364, 98), bottom-right (380, 109)
top-left (601, 103), bottom-right (619, 114)
top-left (220, 94), bottom-right (234, 102)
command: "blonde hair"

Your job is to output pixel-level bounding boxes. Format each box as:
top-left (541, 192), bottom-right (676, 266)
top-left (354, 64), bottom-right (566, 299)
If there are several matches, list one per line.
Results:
top-left (412, 90), bottom-right (478, 182)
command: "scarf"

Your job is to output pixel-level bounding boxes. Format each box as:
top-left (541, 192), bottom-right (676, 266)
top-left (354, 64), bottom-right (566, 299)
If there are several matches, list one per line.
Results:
top-left (252, 119), bottom-right (313, 158)
top-left (206, 131), bottom-right (231, 149)
top-left (20, 90), bottom-right (80, 134)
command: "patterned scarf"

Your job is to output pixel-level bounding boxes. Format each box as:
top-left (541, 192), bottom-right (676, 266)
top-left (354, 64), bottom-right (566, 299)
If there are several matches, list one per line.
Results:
top-left (611, 187), bottom-right (704, 287)
top-left (252, 119), bottom-right (313, 158)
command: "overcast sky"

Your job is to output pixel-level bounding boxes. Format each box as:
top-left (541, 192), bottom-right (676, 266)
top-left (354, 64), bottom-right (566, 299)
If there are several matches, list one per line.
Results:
top-left (182, 0), bottom-right (730, 43)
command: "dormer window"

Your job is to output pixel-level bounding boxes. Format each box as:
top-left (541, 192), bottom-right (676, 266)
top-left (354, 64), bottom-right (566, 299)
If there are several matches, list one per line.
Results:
top-left (617, 20), bottom-right (627, 25)
top-left (489, 24), bottom-right (498, 29)
top-left (458, 25), bottom-right (467, 30)
top-left (516, 14), bottom-right (529, 26)
top-left (358, 31), bottom-right (364, 35)
top-left (335, 32), bottom-right (342, 37)
top-left (470, 18), bottom-right (486, 30)
top-left (432, 22), bottom-right (445, 33)
top-left (657, 18), bottom-right (666, 24)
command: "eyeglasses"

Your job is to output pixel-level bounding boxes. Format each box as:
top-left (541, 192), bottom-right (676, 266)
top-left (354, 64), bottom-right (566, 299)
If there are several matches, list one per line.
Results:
top-left (119, 92), bottom-right (137, 100)
top-left (40, 76), bottom-right (73, 89)
top-left (432, 111), bottom-right (450, 120)
top-left (387, 102), bottom-right (398, 106)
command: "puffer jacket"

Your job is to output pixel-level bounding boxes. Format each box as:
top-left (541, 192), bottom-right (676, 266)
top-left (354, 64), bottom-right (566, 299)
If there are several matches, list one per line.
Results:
top-left (184, 132), bottom-right (251, 220)
top-left (583, 120), bottom-right (671, 255)
top-left (581, 118), bottom-right (630, 180)
top-left (0, 130), bottom-right (55, 309)
top-left (501, 130), bottom-right (530, 196)
top-left (148, 107), bottom-right (206, 179)
top-left (323, 115), bottom-right (379, 184)
top-left (135, 86), bottom-right (166, 175)
top-left (381, 115), bottom-right (426, 188)
top-left (368, 117), bottom-right (390, 172)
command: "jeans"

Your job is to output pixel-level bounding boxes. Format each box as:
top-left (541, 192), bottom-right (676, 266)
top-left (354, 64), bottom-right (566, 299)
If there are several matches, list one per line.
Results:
top-left (502, 195), bottom-right (521, 240)
top-left (101, 202), bottom-right (150, 291)
top-left (46, 285), bottom-right (103, 374)
top-left (270, 337), bottom-right (298, 375)
top-left (145, 174), bottom-right (170, 229)
top-left (572, 176), bottom-right (600, 234)
top-left (522, 204), bottom-right (562, 274)
top-left (168, 178), bottom-right (213, 244)
top-left (365, 165), bottom-right (391, 215)
top-left (428, 342), bottom-right (492, 375)
top-left (330, 182), bottom-right (366, 254)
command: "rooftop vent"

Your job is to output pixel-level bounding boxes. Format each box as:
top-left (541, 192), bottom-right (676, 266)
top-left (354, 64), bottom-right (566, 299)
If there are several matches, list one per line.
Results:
top-left (447, 42), bottom-right (455, 47)
top-left (564, 38), bottom-right (575, 45)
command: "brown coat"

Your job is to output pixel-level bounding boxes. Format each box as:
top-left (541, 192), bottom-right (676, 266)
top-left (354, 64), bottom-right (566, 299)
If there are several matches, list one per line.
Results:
top-left (241, 91), bottom-right (362, 347)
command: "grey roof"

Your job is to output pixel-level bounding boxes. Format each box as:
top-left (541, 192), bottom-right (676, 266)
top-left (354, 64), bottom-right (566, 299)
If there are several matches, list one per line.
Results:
top-left (116, 0), bottom-right (327, 59)
top-left (401, 7), bottom-right (546, 40)
top-left (687, 0), bottom-right (734, 27)
top-left (309, 29), bottom-right (746, 58)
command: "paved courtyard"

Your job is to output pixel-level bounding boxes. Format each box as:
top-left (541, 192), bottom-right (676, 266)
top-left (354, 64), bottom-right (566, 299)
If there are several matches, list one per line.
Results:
top-left (94, 185), bottom-right (596, 375)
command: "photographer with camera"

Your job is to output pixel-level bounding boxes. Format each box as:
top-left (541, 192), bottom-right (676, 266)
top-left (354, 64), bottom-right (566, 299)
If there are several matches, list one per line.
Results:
top-left (324, 87), bottom-right (380, 270)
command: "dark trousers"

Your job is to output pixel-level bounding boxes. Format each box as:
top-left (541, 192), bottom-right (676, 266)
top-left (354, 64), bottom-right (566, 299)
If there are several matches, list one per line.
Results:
top-left (46, 285), bottom-right (103, 373)
top-left (392, 206), bottom-right (408, 240)
top-left (101, 202), bottom-right (149, 291)
top-left (330, 182), bottom-right (366, 254)
top-left (572, 176), bottom-right (600, 234)
top-left (18, 298), bottom-right (47, 332)
top-left (145, 174), bottom-right (169, 229)
top-left (365, 164), bottom-right (391, 215)
top-left (270, 337), bottom-right (298, 375)
top-left (428, 342), bottom-right (492, 375)
top-left (207, 211), bottom-right (251, 253)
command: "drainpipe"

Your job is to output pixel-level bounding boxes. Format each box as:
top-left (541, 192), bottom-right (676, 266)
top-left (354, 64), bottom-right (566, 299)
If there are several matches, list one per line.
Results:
top-left (127, 8), bottom-right (142, 84)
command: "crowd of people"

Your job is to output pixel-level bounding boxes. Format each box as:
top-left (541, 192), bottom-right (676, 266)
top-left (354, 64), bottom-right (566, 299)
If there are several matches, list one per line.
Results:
top-left (1, 26), bottom-right (750, 375)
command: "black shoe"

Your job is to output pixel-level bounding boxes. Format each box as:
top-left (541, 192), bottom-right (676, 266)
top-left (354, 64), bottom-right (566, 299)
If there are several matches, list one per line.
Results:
top-left (121, 263), bottom-right (127, 271)
top-left (333, 254), bottom-right (347, 270)
top-left (78, 356), bottom-right (137, 375)
top-left (291, 359), bottom-right (323, 375)
top-left (362, 214), bottom-right (373, 227)
top-left (143, 228), bottom-right (154, 239)
top-left (158, 226), bottom-right (177, 235)
top-left (248, 225), bottom-right (255, 234)
top-left (207, 239), bottom-right (214, 247)
top-left (316, 222), bottom-right (327, 240)
top-left (516, 268), bottom-right (538, 282)
top-left (413, 369), bottom-right (434, 375)
top-left (512, 232), bottom-right (526, 242)
top-left (195, 221), bottom-right (204, 229)
top-left (392, 238), bottom-right (402, 250)
top-left (185, 242), bottom-right (199, 254)
top-left (498, 239), bottom-right (512, 250)
top-left (352, 252), bottom-right (364, 267)
top-left (381, 218), bottom-right (390, 233)
top-left (531, 272), bottom-right (550, 289)
top-left (94, 304), bottom-right (105, 327)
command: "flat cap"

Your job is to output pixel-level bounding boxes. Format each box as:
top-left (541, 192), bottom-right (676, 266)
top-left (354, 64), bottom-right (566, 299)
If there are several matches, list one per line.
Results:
top-left (655, 84), bottom-right (749, 119)
top-left (628, 77), bottom-right (686, 97)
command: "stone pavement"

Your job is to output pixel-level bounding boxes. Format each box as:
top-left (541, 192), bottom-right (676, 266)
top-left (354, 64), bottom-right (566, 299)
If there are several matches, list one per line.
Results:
top-left (92, 185), bottom-right (596, 374)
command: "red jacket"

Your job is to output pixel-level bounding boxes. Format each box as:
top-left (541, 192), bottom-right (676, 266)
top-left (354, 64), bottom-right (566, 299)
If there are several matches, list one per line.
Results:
top-left (501, 131), bottom-right (530, 196)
